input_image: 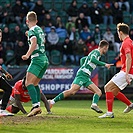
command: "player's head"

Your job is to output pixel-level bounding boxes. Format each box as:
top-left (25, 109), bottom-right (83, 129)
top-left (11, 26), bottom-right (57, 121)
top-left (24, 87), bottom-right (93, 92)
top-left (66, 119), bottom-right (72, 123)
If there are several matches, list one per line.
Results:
top-left (26, 11), bottom-right (37, 27)
top-left (22, 76), bottom-right (27, 90)
top-left (117, 23), bottom-right (129, 41)
top-left (99, 40), bottom-right (109, 54)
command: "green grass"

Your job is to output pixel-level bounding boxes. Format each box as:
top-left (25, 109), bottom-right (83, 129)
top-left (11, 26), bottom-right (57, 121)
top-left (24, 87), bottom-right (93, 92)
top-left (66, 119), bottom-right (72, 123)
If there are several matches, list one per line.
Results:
top-left (0, 100), bottom-right (133, 133)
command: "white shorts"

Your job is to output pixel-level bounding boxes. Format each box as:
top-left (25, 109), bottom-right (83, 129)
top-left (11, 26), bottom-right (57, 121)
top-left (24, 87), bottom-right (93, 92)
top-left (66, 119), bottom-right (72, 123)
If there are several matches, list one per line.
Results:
top-left (111, 71), bottom-right (133, 90)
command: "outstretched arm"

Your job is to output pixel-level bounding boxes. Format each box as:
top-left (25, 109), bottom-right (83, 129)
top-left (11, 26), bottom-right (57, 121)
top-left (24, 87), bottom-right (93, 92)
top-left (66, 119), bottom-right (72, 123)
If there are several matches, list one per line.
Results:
top-left (91, 56), bottom-right (113, 68)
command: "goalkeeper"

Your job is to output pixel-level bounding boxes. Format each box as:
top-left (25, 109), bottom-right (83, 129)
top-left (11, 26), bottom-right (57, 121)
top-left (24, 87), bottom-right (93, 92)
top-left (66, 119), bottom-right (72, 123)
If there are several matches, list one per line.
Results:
top-left (48, 40), bottom-right (113, 113)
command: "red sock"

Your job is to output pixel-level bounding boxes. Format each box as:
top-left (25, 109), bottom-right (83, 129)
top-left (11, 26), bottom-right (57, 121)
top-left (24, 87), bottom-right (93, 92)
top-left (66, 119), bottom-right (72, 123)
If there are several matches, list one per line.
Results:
top-left (106, 92), bottom-right (114, 112)
top-left (115, 92), bottom-right (131, 106)
top-left (6, 105), bottom-right (12, 113)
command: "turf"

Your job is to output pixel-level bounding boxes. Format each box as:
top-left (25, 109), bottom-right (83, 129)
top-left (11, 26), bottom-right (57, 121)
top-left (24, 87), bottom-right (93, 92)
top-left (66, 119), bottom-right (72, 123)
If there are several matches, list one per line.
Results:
top-left (0, 100), bottom-right (133, 133)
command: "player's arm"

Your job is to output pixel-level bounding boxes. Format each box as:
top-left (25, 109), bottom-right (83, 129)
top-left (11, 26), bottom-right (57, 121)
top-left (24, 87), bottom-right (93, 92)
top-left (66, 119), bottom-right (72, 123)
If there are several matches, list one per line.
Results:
top-left (91, 55), bottom-right (113, 69)
top-left (14, 94), bottom-right (27, 114)
top-left (91, 55), bottom-right (106, 66)
top-left (80, 56), bottom-right (87, 66)
top-left (125, 53), bottom-right (132, 84)
top-left (41, 92), bottom-right (51, 113)
top-left (22, 36), bottom-right (37, 60)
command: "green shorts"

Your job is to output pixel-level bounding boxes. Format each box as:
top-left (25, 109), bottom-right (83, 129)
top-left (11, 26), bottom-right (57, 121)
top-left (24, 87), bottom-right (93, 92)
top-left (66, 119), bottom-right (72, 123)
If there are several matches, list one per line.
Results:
top-left (27, 56), bottom-right (49, 78)
top-left (73, 71), bottom-right (93, 87)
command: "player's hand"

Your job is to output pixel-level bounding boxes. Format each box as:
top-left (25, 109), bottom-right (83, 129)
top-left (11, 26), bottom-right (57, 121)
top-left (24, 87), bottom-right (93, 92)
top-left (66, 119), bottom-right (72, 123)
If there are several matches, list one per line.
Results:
top-left (126, 74), bottom-right (131, 85)
top-left (0, 66), bottom-right (2, 70)
top-left (105, 64), bottom-right (114, 69)
top-left (22, 55), bottom-right (29, 60)
top-left (5, 73), bottom-right (13, 80)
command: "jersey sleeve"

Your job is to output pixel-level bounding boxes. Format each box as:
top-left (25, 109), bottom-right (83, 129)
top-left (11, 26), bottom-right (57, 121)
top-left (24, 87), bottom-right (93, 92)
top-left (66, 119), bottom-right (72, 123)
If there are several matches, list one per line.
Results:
top-left (122, 41), bottom-right (131, 54)
top-left (28, 30), bottom-right (36, 39)
top-left (80, 56), bottom-right (87, 66)
top-left (90, 51), bottom-right (106, 66)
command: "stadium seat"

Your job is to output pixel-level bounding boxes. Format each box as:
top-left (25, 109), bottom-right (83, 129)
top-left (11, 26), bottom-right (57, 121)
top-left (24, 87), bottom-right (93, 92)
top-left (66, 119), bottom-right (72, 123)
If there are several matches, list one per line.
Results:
top-left (123, 11), bottom-right (131, 24)
top-left (9, 23), bottom-right (18, 33)
top-left (50, 50), bottom-right (62, 65)
top-left (89, 24), bottom-right (96, 32)
top-left (0, 23), bottom-right (6, 30)
top-left (99, 23), bottom-right (107, 32)
top-left (109, 24), bottom-right (117, 34)
top-left (106, 50), bottom-right (116, 63)
top-left (50, 10), bottom-right (57, 19)
top-left (53, 2), bottom-right (63, 11)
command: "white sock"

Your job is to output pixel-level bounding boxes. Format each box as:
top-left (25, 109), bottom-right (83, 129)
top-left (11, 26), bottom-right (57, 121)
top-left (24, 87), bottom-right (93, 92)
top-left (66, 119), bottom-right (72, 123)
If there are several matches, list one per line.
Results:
top-left (51, 99), bottom-right (55, 105)
top-left (91, 103), bottom-right (97, 106)
top-left (32, 103), bottom-right (39, 107)
top-left (38, 102), bottom-right (40, 106)
top-left (107, 111), bottom-right (113, 114)
top-left (129, 103), bottom-right (133, 107)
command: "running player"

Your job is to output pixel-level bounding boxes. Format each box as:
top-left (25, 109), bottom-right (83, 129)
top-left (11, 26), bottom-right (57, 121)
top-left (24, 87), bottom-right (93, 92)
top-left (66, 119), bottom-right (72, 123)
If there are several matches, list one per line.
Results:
top-left (99, 23), bottom-right (133, 118)
top-left (48, 40), bottom-right (113, 112)
top-left (4, 77), bottom-right (51, 114)
top-left (22, 11), bottom-right (49, 117)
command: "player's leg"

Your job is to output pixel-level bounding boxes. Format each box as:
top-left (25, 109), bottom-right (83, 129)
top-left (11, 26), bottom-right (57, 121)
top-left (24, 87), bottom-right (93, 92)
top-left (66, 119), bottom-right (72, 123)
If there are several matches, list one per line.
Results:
top-left (99, 80), bottom-right (117, 118)
top-left (34, 62), bottom-right (49, 107)
top-left (25, 72), bottom-right (41, 117)
top-left (49, 84), bottom-right (81, 108)
top-left (111, 72), bottom-right (133, 113)
top-left (87, 83), bottom-right (103, 113)
top-left (115, 92), bottom-right (133, 113)
top-left (0, 77), bottom-right (14, 116)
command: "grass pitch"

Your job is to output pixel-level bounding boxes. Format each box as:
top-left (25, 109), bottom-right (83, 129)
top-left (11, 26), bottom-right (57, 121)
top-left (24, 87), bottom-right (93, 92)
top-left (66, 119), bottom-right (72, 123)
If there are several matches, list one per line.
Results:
top-left (0, 100), bottom-right (133, 133)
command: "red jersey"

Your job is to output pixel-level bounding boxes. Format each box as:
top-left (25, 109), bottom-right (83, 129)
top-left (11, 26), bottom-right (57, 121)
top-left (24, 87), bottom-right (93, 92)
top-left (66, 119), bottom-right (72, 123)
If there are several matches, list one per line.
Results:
top-left (11, 80), bottom-right (31, 103)
top-left (120, 37), bottom-right (133, 74)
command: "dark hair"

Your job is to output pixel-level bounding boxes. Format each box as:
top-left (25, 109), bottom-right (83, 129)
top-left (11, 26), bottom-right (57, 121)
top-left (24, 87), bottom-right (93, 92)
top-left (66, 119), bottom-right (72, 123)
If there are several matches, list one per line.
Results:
top-left (117, 23), bottom-right (129, 35)
top-left (99, 40), bottom-right (109, 48)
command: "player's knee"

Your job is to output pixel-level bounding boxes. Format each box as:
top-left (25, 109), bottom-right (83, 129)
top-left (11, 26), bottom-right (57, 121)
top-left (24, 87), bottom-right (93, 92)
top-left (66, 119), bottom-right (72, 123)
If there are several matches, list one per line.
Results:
top-left (71, 91), bottom-right (76, 95)
top-left (68, 89), bottom-right (76, 95)
top-left (97, 90), bottom-right (102, 97)
top-left (104, 84), bottom-right (109, 92)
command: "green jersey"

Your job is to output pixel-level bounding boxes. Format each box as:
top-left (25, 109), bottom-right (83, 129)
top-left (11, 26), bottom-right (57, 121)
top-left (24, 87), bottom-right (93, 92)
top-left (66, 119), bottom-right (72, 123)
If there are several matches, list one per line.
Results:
top-left (28, 25), bottom-right (46, 59)
top-left (78, 49), bottom-right (106, 76)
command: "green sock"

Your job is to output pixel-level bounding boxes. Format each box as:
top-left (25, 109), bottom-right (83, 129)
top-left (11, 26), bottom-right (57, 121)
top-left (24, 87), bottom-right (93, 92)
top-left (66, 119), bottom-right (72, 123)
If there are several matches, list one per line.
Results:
top-left (53, 92), bottom-right (64, 103)
top-left (35, 85), bottom-right (40, 102)
top-left (92, 94), bottom-right (100, 105)
top-left (27, 84), bottom-right (38, 104)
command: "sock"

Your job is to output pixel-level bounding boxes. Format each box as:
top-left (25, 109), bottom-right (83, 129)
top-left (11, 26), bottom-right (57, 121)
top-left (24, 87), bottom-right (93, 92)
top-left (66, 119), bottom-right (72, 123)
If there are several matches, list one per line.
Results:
top-left (35, 85), bottom-right (41, 103)
top-left (92, 94), bottom-right (100, 105)
top-left (106, 92), bottom-right (114, 112)
top-left (53, 92), bottom-right (64, 103)
top-left (27, 84), bottom-right (38, 105)
top-left (115, 92), bottom-right (131, 106)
